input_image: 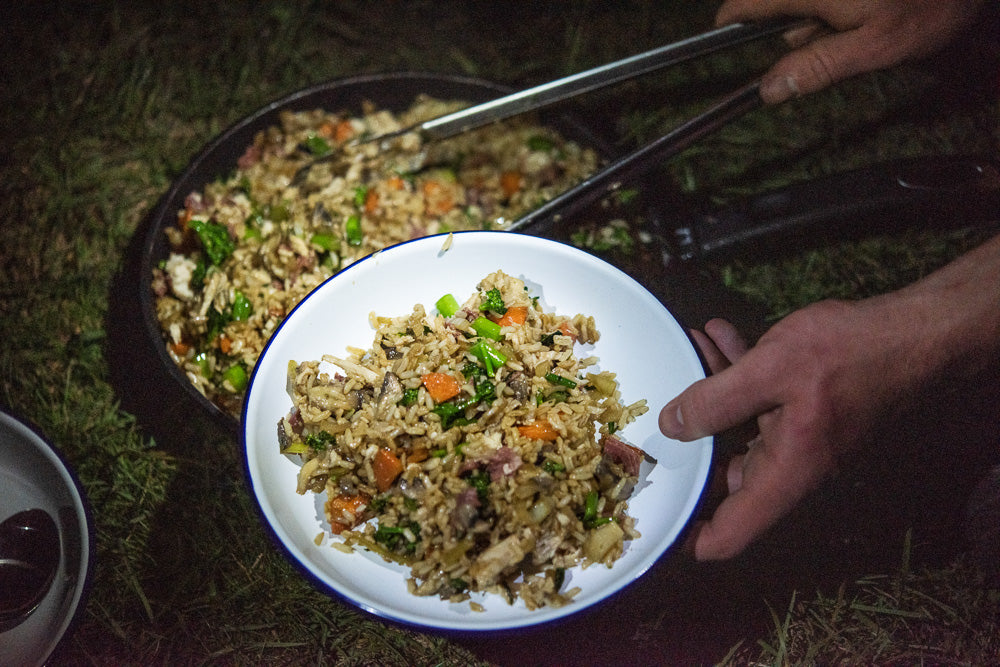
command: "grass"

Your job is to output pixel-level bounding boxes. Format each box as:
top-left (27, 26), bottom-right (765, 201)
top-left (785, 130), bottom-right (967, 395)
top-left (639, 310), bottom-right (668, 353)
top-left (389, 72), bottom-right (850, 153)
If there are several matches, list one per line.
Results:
top-left (719, 227), bottom-right (996, 321)
top-left (721, 539), bottom-right (1000, 665)
top-left (1, 1), bottom-right (998, 664)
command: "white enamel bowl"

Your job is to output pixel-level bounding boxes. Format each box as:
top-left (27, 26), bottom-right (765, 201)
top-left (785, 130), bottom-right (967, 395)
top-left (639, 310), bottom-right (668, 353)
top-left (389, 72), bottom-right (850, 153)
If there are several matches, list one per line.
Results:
top-left (0, 410), bottom-right (93, 665)
top-left (242, 231), bottom-right (712, 631)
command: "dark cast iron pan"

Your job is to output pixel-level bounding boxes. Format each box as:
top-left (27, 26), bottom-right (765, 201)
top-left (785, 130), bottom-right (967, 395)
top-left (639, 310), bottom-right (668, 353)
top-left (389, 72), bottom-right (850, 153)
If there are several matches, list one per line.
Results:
top-left (124, 71), bottom-right (773, 439)
top-left (121, 69), bottom-right (1000, 447)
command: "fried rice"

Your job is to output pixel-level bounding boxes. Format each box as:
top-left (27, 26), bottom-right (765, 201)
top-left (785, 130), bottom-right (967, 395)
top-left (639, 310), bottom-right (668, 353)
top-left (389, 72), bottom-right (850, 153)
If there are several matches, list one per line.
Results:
top-left (151, 95), bottom-right (600, 418)
top-left (278, 270), bottom-right (649, 609)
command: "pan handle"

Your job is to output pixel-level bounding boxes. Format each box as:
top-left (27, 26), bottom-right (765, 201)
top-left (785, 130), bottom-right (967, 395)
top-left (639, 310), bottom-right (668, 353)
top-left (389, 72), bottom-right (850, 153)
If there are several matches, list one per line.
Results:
top-left (675, 154), bottom-right (1000, 260)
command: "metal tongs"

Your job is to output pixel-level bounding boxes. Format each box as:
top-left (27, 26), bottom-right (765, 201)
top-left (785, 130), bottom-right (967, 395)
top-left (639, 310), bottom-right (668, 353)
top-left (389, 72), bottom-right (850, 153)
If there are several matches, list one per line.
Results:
top-left (368, 18), bottom-right (805, 146)
top-left (506, 79), bottom-right (764, 235)
top-left (298, 17), bottom-right (809, 229)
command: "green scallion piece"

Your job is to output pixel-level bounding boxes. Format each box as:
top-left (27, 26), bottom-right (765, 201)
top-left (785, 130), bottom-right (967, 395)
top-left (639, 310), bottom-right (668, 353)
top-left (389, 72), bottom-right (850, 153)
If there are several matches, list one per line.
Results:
top-left (353, 185), bottom-right (369, 208)
top-left (222, 364), bottom-right (248, 392)
top-left (527, 135), bottom-right (555, 151)
top-left (303, 133), bottom-right (331, 156)
top-left (310, 233), bottom-right (337, 252)
top-left (469, 339), bottom-right (507, 376)
top-left (194, 351), bottom-right (210, 377)
top-left (582, 489), bottom-right (611, 528)
top-left (471, 316), bottom-right (502, 341)
top-left (345, 214), bottom-right (363, 246)
top-left (436, 293), bottom-right (460, 318)
top-left (545, 372), bottom-right (577, 389)
top-left (542, 460), bottom-right (565, 474)
top-left (583, 490), bottom-right (598, 523)
top-left (231, 291), bottom-right (252, 322)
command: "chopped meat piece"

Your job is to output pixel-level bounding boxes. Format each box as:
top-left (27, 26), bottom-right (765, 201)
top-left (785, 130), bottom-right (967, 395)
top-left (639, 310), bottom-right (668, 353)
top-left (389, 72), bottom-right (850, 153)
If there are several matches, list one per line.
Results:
top-left (237, 143), bottom-right (262, 169)
top-left (487, 446), bottom-right (522, 481)
top-left (602, 435), bottom-right (645, 477)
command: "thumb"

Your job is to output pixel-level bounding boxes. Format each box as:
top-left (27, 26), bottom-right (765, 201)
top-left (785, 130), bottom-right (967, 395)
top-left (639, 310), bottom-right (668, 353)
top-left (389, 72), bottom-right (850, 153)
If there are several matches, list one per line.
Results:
top-left (659, 359), bottom-right (775, 441)
top-left (759, 28), bottom-right (888, 103)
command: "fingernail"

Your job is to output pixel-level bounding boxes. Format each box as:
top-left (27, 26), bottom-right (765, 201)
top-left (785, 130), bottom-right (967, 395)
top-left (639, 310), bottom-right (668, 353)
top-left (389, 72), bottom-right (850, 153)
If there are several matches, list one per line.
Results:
top-left (659, 401), bottom-right (684, 438)
top-left (760, 74), bottom-right (799, 104)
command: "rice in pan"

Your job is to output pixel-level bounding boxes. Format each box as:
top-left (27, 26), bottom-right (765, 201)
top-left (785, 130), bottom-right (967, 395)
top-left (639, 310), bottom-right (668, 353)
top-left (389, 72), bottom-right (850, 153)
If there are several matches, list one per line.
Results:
top-left (279, 270), bottom-right (649, 609)
top-left (151, 96), bottom-right (600, 417)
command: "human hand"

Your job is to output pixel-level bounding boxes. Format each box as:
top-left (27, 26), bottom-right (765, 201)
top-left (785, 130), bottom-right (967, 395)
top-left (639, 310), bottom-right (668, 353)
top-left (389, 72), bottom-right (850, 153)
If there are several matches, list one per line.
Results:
top-left (660, 296), bottom-right (943, 560)
top-left (660, 234), bottom-right (1000, 560)
top-left (715, 0), bottom-right (986, 103)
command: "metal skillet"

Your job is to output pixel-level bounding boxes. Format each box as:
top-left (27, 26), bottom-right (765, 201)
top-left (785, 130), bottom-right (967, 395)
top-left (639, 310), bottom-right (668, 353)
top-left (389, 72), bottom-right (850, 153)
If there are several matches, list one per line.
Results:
top-left (129, 19), bottom-right (807, 434)
top-left (128, 71), bottom-right (762, 437)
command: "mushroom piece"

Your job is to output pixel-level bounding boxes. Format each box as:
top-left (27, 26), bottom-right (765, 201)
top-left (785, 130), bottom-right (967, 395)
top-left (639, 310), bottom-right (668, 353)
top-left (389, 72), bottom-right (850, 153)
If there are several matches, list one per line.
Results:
top-left (374, 371), bottom-right (404, 419)
top-left (450, 487), bottom-right (481, 532)
top-left (506, 371), bottom-right (531, 402)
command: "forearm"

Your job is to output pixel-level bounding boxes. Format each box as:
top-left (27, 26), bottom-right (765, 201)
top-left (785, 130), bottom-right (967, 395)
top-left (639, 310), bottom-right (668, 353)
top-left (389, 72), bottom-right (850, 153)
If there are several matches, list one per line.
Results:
top-left (799, 232), bottom-right (1000, 442)
top-left (885, 233), bottom-right (1000, 386)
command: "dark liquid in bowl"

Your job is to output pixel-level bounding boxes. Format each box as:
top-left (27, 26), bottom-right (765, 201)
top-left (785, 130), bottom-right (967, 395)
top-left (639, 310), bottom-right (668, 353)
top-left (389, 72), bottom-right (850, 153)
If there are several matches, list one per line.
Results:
top-left (0, 560), bottom-right (52, 614)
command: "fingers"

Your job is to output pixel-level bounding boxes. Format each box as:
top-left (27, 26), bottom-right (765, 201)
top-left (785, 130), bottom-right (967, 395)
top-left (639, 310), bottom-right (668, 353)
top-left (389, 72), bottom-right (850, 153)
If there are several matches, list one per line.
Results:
top-left (704, 318), bottom-right (749, 361)
top-left (690, 496), bottom-right (785, 560)
top-left (691, 318), bottom-right (748, 375)
top-left (782, 21), bottom-right (825, 49)
top-left (689, 329), bottom-right (728, 375)
top-left (691, 441), bottom-right (816, 560)
top-left (681, 454), bottom-right (744, 557)
top-left (666, 320), bottom-right (756, 439)
top-left (725, 451), bottom-right (746, 493)
top-left (716, 0), bottom-right (966, 104)
top-left (716, 0), bottom-right (870, 103)
top-left (757, 28), bottom-right (888, 103)
top-left (659, 369), bottom-right (767, 441)
top-left (715, 0), bottom-right (808, 28)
